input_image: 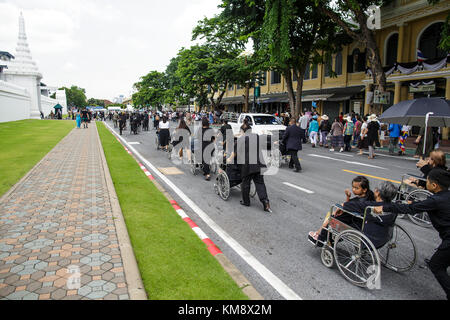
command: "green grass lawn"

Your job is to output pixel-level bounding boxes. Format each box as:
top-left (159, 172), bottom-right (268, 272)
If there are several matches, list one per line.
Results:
top-left (97, 122), bottom-right (248, 300)
top-left (0, 119), bottom-right (75, 197)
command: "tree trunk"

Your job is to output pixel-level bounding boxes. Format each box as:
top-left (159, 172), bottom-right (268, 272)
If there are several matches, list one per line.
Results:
top-left (244, 83), bottom-right (250, 112)
top-left (295, 73), bottom-right (304, 121)
top-left (283, 68), bottom-right (296, 118)
top-left (357, 11), bottom-right (386, 115)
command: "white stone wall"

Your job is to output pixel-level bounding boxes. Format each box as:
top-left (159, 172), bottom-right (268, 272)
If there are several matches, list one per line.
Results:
top-left (0, 80), bottom-right (31, 123)
top-left (41, 95), bottom-right (59, 117)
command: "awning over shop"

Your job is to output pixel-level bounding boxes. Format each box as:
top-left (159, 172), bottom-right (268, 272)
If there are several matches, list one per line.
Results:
top-left (221, 85), bottom-right (365, 105)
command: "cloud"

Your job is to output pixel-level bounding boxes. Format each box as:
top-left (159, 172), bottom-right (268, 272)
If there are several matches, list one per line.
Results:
top-left (0, 0), bottom-right (222, 100)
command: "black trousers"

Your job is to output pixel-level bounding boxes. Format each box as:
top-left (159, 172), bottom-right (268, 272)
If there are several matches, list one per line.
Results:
top-left (287, 150), bottom-right (301, 170)
top-left (241, 173), bottom-right (268, 205)
top-left (427, 246), bottom-right (450, 300)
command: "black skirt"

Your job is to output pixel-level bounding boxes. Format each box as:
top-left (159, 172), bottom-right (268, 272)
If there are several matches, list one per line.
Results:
top-left (159, 129), bottom-right (170, 147)
top-left (357, 137), bottom-right (368, 149)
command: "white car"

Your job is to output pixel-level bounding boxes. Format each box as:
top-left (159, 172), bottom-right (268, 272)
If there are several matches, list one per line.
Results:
top-left (229, 113), bottom-right (287, 138)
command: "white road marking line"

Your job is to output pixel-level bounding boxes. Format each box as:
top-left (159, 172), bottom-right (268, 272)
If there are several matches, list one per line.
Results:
top-left (307, 154), bottom-right (386, 169)
top-left (283, 182), bottom-right (314, 194)
top-left (128, 142), bottom-right (141, 145)
top-left (105, 123), bottom-right (302, 300)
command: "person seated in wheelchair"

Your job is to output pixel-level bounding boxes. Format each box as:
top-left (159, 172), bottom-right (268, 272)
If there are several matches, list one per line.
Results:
top-left (309, 180), bottom-right (397, 249)
top-left (404, 150), bottom-right (447, 189)
top-left (170, 119), bottom-right (191, 159)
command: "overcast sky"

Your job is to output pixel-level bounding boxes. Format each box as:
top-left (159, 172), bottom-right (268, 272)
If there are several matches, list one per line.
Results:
top-left (0, 0), bottom-right (222, 101)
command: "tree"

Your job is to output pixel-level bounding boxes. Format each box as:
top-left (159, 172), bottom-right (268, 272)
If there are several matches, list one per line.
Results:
top-left (316, 0), bottom-right (391, 114)
top-left (60, 86), bottom-right (87, 109)
top-left (429, 0), bottom-right (450, 51)
top-left (262, 0), bottom-right (351, 118)
top-left (132, 71), bottom-right (166, 109)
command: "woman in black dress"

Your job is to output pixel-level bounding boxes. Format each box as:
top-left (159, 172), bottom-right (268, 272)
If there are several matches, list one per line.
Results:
top-left (158, 116), bottom-right (171, 151)
top-left (366, 114), bottom-right (380, 159)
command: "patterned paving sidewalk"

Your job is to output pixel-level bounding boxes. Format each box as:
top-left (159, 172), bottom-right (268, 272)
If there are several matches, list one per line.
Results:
top-left (0, 124), bottom-right (133, 300)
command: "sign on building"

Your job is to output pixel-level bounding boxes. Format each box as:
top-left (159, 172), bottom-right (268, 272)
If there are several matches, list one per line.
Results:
top-left (373, 90), bottom-right (391, 105)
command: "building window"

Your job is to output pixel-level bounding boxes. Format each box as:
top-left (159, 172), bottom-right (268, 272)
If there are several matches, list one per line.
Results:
top-left (271, 71), bottom-right (281, 84)
top-left (348, 48), bottom-right (366, 73)
top-left (324, 56), bottom-right (332, 77)
top-left (419, 22), bottom-right (446, 60)
top-left (385, 33), bottom-right (398, 66)
top-left (304, 63), bottom-right (310, 80)
top-left (311, 64), bottom-right (318, 79)
top-left (335, 52), bottom-right (342, 75)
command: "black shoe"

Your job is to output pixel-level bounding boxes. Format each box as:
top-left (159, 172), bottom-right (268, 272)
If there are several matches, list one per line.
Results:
top-left (289, 165), bottom-right (294, 169)
top-left (308, 234), bottom-right (324, 247)
top-left (263, 201), bottom-right (272, 213)
top-left (240, 200), bottom-right (250, 207)
top-left (294, 168), bottom-right (301, 172)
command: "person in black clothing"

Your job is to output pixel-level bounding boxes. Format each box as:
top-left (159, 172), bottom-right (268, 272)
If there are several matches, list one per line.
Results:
top-left (119, 112), bottom-right (127, 135)
top-left (412, 150), bottom-right (447, 188)
top-left (229, 124), bottom-right (272, 213)
top-left (281, 118), bottom-right (303, 172)
top-left (375, 168), bottom-right (450, 300)
top-left (81, 109), bottom-right (89, 128)
top-left (171, 119), bottom-right (191, 159)
top-left (142, 112), bottom-right (149, 131)
top-left (319, 115), bottom-right (331, 148)
top-left (195, 117), bottom-right (215, 181)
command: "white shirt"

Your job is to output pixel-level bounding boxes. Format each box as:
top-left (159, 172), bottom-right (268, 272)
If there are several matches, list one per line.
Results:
top-left (159, 121), bottom-right (170, 129)
top-left (360, 122), bottom-right (368, 138)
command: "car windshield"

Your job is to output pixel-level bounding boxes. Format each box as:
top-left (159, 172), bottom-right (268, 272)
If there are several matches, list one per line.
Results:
top-left (253, 116), bottom-right (281, 125)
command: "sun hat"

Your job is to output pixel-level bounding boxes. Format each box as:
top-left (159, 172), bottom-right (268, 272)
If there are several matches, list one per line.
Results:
top-left (322, 115), bottom-right (329, 120)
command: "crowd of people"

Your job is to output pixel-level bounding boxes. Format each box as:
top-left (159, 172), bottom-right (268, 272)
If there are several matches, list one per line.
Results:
top-left (294, 110), bottom-right (442, 160)
top-left (87, 107), bottom-right (449, 299)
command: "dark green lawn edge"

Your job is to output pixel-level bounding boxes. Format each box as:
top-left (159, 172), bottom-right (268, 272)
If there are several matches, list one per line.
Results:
top-left (97, 122), bottom-right (248, 300)
top-left (0, 119), bottom-right (75, 197)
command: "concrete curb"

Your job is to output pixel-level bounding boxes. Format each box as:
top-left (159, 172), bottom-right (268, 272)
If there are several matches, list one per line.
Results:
top-left (102, 123), bottom-right (264, 300)
top-left (94, 123), bottom-right (148, 300)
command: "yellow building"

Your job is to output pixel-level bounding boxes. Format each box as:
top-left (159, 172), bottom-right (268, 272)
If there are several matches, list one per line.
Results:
top-left (220, 0), bottom-right (449, 137)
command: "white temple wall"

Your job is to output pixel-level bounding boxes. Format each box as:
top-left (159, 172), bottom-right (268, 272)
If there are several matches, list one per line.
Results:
top-left (40, 95), bottom-right (58, 117)
top-left (0, 80), bottom-right (31, 123)
top-left (3, 73), bottom-right (42, 119)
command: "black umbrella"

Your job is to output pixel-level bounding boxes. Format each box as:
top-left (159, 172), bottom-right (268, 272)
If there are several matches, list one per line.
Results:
top-left (378, 97), bottom-right (450, 127)
top-left (379, 97), bottom-right (450, 155)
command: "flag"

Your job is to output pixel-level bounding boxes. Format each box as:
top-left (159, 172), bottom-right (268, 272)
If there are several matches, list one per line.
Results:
top-left (417, 49), bottom-right (427, 62)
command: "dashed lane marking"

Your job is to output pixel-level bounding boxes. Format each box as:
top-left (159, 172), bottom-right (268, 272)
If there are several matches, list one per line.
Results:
top-left (283, 182), bottom-right (315, 194)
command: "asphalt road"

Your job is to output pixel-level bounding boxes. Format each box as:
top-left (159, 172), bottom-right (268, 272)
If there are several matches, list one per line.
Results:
top-left (104, 119), bottom-right (445, 300)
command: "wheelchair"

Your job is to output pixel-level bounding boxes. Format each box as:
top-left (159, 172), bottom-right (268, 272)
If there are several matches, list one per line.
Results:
top-left (311, 205), bottom-right (417, 288)
top-left (189, 140), bottom-right (217, 176)
top-left (269, 141), bottom-right (290, 168)
top-left (395, 173), bottom-right (433, 228)
top-left (214, 158), bottom-right (257, 201)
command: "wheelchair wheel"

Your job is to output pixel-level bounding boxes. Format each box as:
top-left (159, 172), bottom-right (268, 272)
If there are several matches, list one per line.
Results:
top-left (378, 224), bottom-right (417, 272)
top-left (270, 149), bottom-right (282, 168)
top-left (155, 135), bottom-right (159, 150)
top-left (405, 189), bottom-right (433, 228)
top-left (333, 229), bottom-right (381, 288)
top-left (167, 144), bottom-right (173, 160)
top-left (321, 248), bottom-right (334, 268)
top-left (216, 171), bottom-right (230, 200)
top-left (249, 180), bottom-right (257, 198)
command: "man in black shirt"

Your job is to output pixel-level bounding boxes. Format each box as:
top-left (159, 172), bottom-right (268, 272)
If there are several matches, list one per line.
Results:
top-left (375, 168), bottom-right (450, 300)
top-left (235, 125), bottom-right (271, 213)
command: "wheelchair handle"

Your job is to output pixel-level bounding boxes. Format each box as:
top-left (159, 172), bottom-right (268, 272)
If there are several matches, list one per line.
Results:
top-left (364, 206), bottom-right (383, 222)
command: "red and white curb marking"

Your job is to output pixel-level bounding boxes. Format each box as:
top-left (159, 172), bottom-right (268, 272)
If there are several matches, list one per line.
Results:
top-left (114, 136), bottom-right (222, 257)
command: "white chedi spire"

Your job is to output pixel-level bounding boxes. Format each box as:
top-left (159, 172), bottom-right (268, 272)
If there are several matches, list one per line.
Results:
top-left (7, 12), bottom-right (41, 76)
